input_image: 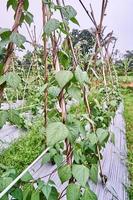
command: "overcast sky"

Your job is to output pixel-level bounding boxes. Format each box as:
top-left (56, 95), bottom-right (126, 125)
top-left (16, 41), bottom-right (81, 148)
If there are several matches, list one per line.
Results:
top-left (1, 0), bottom-right (133, 54)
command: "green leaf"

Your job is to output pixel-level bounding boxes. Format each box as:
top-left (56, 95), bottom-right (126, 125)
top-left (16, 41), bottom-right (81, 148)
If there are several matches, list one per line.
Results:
top-left (54, 154), bottom-right (63, 167)
top-left (21, 171), bottom-right (33, 182)
top-left (24, 0), bottom-right (29, 10)
top-left (90, 164), bottom-right (98, 184)
top-left (11, 188), bottom-right (23, 200)
top-left (0, 40), bottom-right (10, 48)
top-left (41, 153), bottom-right (51, 165)
top-left (31, 190), bottom-right (40, 200)
top-left (62, 5), bottom-right (77, 20)
top-left (44, 19), bottom-right (60, 36)
top-left (68, 86), bottom-right (81, 101)
top-left (41, 184), bottom-right (51, 199)
top-left (70, 17), bottom-right (80, 26)
top-left (96, 128), bottom-right (109, 146)
top-left (72, 164), bottom-right (89, 187)
top-left (0, 111), bottom-right (8, 128)
top-left (46, 122), bottom-right (69, 146)
top-left (55, 70), bottom-right (73, 88)
top-left (81, 188), bottom-right (97, 200)
top-left (10, 32), bottom-right (26, 47)
top-left (1, 168), bottom-right (16, 178)
top-left (66, 183), bottom-right (80, 200)
top-left (58, 50), bottom-right (70, 68)
top-left (8, 110), bottom-right (24, 128)
top-left (0, 75), bottom-right (6, 85)
top-left (88, 134), bottom-right (98, 146)
top-left (58, 164), bottom-right (72, 183)
top-left (7, 0), bottom-right (17, 10)
top-left (24, 12), bottom-right (33, 25)
top-left (48, 186), bottom-right (59, 200)
top-left (0, 63), bottom-right (4, 75)
top-left (1, 194), bottom-right (8, 200)
top-left (0, 28), bottom-right (10, 35)
top-left (75, 66), bottom-right (89, 85)
top-left (49, 86), bottom-right (60, 97)
top-left (0, 177), bottom-right (13, 192)
top-left (5, 72), bottom-right (21, 89)
top-left (23, 185), bottom-right (34, 200)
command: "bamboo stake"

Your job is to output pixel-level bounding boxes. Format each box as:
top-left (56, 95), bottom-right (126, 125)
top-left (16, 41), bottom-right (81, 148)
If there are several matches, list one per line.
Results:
top-left (42, 1), bottom-right (49, 127)
top-left (0, 0), bottom-right (24, 102)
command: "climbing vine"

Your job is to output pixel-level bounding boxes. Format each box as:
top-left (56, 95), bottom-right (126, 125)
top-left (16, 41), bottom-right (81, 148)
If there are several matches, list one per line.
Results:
top-left (0, 0), bottom-right (121, 199)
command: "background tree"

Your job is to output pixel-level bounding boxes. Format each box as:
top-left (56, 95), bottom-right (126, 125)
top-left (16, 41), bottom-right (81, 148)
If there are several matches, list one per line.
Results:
top-left (71, 29), bottom-right (95, 55)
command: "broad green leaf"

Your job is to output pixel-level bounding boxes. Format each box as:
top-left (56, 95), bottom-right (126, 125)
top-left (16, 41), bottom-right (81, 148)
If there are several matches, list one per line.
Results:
top-left (0, 177), bottom-right (13, 192)
top-left (24, 0), bottom-right (29, 10)
top-left (58, 164), bottom-right (72, 183)
top-left (5, 72), bottom-right (21, 89)
top-left (66, 183), bottom-right (80, 200)
top-left (62, 5), bottom-right (77, 20)
top-left (46, 122), bottom-right (69, 146)
top-left (31, 190), bottom-right (40, 200)
top-left (8, 110), bottom-right (24, 128)
top-left (75, 66), bottom-right (89, 85)
top-left (72, 164), bottom-right (89, 187)
top-left (55, 70), bottom-right (73, 88)
top-left (11, 188), bottom-right (23, 200)
top-left (21, 171), bottom-right (33, 182)
top-left (48, 186), bottom-right (59, 200)
top-left (88, 134), bottom-right (98, 146)
top-left (0, 111), bottom-right (8, 128)
top-left (0, 39), bottom-right (10, 48)
top-left (81, 188), bottom-right (97, 200)
top-left (41, 184), bottom-right (51, 199)
top-left (10, 32), bottom-right (26, 47)
top-left (68, 86), bottom-right (81, 101)
top-left (49, 148), bottom-right (57, 157)
top-left (41, 153), bottom-right (51, 165)
top-left (1, 168), bottom-right (16, 178)
top-left (54, 154), bottom-right (63, 167)
top-left (58, 50), bottom-right (70, 68)
top-left (48, 86), bottom-right (60, 97)
top-left (0, 28), bottom-right (10, 35)
top-left (44, 19), bottom-right (60, 36)
top-left (24, 11), bottom-right (33, 25)
top-left (90, 164), bottom-right (98, 184)
top-left (96, 128), bottom-right (109, 146)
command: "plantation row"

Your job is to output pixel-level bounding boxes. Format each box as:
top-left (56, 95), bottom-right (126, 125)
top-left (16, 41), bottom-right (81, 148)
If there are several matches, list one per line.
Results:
top-left (0, 0), bottom-right (129, 200)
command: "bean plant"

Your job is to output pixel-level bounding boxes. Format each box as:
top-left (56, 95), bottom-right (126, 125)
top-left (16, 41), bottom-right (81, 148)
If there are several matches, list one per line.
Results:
top-left (0, 0), bottom-right (121, 199)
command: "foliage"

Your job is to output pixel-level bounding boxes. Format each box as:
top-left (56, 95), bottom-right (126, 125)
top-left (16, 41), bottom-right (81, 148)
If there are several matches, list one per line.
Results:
top-left (122, 88), bottom-right (133, 199)
top-left (0, 118), bottom-right (45, 173)
top-left (0, 0), bottom-right (123, 199)
top-left (71, 29), bottom-right (95, 54)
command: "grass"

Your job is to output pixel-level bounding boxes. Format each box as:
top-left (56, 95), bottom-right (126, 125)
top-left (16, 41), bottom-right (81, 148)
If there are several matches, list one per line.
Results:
top-left (119, 76), bottom-right (133, 83)
top-left (122, 88), bottom-right (133, 199)
top-left (0, 118), bottom-right (46, 174)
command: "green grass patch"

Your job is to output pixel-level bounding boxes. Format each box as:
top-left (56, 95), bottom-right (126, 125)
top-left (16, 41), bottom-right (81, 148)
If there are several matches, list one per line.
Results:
top-left (0, 119), bottom-right (46, 174)
top-left (119, 76), bottom-right (133, 83)
top-left (122, 88), bottom-right (133, 199)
